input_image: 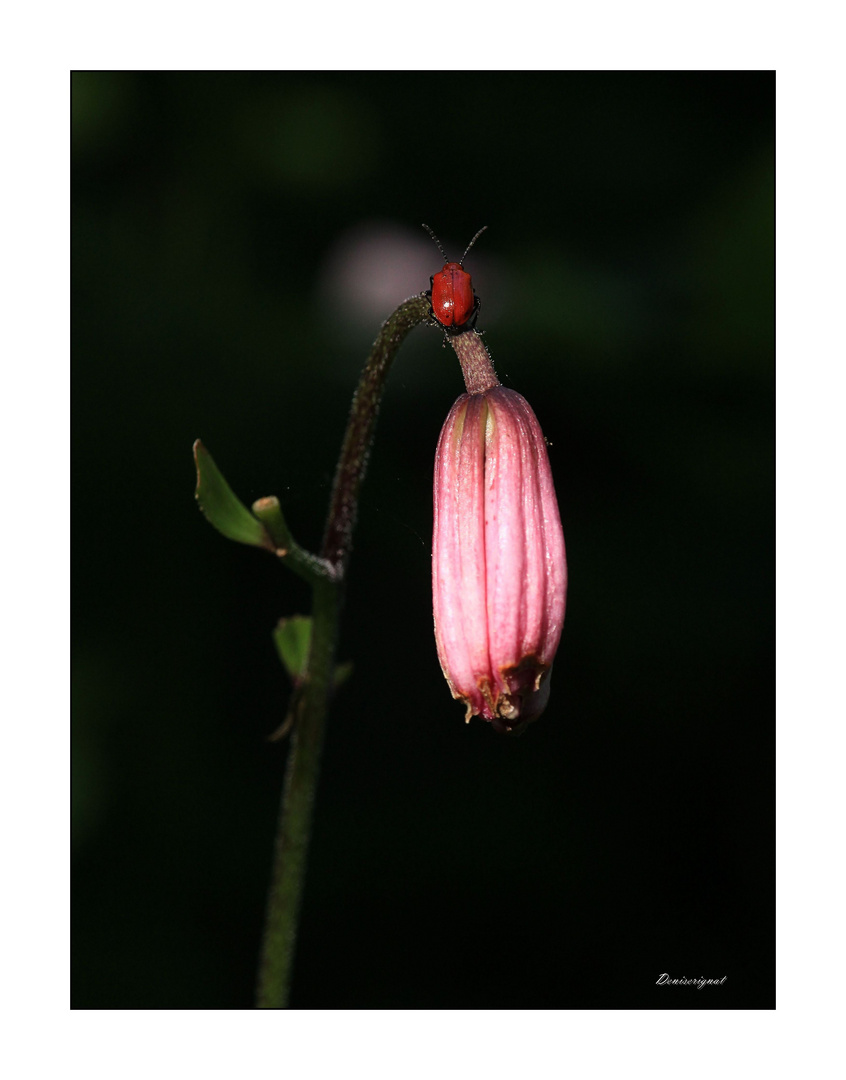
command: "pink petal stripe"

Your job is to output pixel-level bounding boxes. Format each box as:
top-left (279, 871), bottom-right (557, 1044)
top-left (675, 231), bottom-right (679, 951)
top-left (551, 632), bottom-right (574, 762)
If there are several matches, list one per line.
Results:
top-left (484, 389), bottom-right (567, 702)
top-left (433, 394), bottom-right (492, 716)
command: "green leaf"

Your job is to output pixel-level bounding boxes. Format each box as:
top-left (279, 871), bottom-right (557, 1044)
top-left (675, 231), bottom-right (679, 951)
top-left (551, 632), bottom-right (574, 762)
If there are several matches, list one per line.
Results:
top-left (273, 615), bottom-right (313, 682)
top-left (193, 439), bottom-right (273, 549)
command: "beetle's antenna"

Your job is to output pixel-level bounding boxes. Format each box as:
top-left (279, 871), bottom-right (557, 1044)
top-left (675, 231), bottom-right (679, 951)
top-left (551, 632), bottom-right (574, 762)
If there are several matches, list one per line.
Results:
top-left (422, 224), bottom-right (449, 264)
top-left (460, 225), bottom-right (488, 266)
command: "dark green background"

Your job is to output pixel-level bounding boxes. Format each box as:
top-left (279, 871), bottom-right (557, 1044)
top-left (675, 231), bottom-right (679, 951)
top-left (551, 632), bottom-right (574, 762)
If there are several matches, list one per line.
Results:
top-left (72, 71), bottom-right (774, 1008)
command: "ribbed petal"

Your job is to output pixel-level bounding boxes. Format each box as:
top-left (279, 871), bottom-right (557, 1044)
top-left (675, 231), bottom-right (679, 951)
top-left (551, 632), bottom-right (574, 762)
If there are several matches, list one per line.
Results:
top-left (484, 389), bottom-right (567, 723)
top-left (432, 394), bottom-right (492, 718)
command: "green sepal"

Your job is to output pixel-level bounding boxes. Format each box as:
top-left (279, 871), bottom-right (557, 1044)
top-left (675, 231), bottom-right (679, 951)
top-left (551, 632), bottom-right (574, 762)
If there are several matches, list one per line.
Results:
top-left (193, 439), bottom-right (274, 550)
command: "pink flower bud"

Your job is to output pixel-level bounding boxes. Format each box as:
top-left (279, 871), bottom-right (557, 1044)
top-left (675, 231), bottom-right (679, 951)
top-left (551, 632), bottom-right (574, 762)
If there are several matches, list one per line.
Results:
top-left (432, 386), bottom-right (567, 734)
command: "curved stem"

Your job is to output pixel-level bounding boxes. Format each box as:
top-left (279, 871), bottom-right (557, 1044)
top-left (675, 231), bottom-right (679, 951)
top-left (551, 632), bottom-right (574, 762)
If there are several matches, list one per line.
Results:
top-left (255, 292), bottom-right (430, 1008)
top-left (321, 295), bottom-right (430, 572)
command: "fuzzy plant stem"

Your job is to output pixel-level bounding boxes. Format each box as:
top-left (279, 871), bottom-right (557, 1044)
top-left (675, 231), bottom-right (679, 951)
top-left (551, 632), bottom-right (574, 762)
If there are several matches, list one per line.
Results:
top-left (255, 576), bottom-right (338, 1008)
top-left (450, 328), bottom-right (499, 394)
top-left (255, 294), bottom-right (431, 1008)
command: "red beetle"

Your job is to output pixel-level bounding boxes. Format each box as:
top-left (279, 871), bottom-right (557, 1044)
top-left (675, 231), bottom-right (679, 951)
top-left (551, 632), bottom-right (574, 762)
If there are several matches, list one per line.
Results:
top-left (423, 224), bottom-right (488, 332)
